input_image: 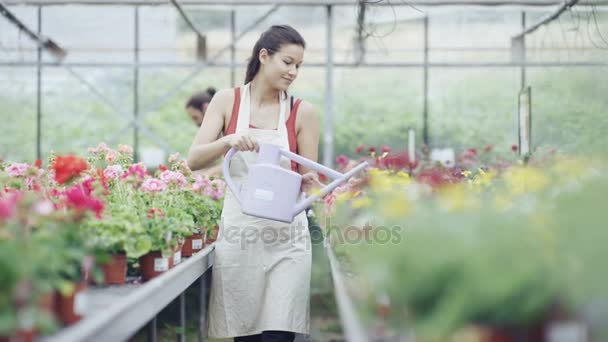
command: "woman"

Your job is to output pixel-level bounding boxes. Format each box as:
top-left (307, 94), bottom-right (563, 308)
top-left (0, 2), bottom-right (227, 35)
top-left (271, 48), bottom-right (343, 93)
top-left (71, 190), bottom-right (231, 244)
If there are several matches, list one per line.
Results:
top-left (185, 87), bottom-right (216, 127)
top-left (187, 25), bottom-right (320, 342)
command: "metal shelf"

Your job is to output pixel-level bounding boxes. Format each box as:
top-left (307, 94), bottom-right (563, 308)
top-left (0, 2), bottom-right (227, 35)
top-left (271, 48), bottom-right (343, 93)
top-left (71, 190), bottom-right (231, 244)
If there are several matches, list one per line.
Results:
top-left (42, 245), bottom-right (215, 342)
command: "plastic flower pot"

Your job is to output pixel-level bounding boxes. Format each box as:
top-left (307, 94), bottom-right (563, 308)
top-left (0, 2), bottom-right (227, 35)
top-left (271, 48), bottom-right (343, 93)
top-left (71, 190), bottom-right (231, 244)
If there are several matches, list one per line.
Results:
top-left (173, 243), bottom-right (183, 266)
top-left (100, 252), bottom-right (127, 285)
top-left (139, 251), bottom-right (174, 281)
top-left (55, 282), bottom-right (87, 326)
top-left (182, 233), bottom-right (204, 257)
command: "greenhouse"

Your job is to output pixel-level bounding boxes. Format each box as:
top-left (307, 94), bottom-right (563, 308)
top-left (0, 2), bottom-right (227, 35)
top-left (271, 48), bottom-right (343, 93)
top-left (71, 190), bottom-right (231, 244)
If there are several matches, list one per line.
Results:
top-left (1, 0), bottom-right (607, 341)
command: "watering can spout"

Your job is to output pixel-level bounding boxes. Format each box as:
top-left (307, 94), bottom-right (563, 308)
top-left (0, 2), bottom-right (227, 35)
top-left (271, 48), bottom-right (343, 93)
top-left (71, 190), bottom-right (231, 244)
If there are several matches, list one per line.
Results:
top-left (291, 160), bottom-right (368, 216)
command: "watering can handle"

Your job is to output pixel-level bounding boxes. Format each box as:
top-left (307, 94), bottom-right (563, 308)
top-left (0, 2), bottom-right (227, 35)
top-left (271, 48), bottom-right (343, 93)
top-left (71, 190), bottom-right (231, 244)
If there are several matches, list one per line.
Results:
top-left (222, 148), bottom-right (243, 205)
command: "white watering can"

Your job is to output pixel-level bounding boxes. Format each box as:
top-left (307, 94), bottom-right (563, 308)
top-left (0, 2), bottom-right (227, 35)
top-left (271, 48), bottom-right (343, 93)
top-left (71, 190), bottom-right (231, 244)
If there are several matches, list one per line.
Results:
top-left (223, 144), bottom-right (368, 223)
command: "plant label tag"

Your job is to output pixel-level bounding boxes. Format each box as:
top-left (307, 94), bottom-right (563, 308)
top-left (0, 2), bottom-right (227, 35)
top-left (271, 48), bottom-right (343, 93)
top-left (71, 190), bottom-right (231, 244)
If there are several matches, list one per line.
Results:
top-left (192, 239), bottom-right (203, 249)
top-left (547, 321), bottom-right (587, 342)
top-left (154, 257), bottom-right (169, 272)
top-left (73, 292), bottom-right (88, 315)
top-left (173, 251), bottom-right (181, 265)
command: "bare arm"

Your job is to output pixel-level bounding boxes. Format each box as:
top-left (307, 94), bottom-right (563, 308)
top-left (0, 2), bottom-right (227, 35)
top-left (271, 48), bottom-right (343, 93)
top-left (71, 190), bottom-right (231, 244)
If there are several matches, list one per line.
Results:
top-left (187, 89), bottom-right (232, 171)
top-left (187, 88), bottom-right (259, 171)
top-left (295, 101), bottom-right (322, 192)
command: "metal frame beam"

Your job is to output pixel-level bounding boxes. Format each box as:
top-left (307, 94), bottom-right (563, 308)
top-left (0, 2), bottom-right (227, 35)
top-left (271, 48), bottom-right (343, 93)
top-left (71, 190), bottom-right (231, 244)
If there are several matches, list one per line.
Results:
top-left (0, 3), bottom-right (66, 59)
top-left (4, 0), bottom-right (608, 7)
top-left (4, 61), bottom-right (605, 68)
top-left (513, 0), bottom-right (580, 40)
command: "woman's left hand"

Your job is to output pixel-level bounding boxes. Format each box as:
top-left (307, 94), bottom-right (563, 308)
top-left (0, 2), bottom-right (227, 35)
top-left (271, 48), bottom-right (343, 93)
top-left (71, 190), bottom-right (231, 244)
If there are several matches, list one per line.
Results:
top-left (301, 171), bottom-right (323, 193)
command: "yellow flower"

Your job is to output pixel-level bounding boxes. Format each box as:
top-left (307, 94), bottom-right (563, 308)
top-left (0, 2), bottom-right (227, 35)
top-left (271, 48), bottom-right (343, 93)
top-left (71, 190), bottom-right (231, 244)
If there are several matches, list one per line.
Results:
top-left (461, 170), bottom-right (472, 177)
top-left (380, 192), bottom-right (410, 219)
top-left (551, 156), bottom-right (587, 180)
top-left (438, 184), bottom-right (479, 211)
top-left (503, 166), bottom-right (549, 196)
top-left (352, 196), bottom-right (372, 208)
top-left (369, 169), bottom-right (411, 193)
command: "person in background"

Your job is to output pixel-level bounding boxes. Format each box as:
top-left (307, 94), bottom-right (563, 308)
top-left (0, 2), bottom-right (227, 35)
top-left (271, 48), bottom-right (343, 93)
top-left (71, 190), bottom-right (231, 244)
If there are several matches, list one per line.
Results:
top-left (185, 87), bottom-right (216, 127)
top-left (185, 87), bottom-right (222, 176)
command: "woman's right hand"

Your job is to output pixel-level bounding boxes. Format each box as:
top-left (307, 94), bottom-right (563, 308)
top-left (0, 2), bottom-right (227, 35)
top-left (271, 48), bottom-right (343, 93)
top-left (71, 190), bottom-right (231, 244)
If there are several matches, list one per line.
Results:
top-left (223, 133), bottom-right (260, 152)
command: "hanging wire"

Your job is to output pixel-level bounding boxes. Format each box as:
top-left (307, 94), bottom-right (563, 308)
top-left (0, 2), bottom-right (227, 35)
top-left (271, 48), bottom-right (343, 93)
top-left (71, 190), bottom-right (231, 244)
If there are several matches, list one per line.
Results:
top-left (591, 4), bottom-right (608, 48)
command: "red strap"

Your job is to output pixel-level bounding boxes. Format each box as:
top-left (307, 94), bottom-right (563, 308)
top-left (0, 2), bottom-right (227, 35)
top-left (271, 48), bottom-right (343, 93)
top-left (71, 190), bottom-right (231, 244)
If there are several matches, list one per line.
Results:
top-left (223, 88), bottom-right (240, 157)
top-left (287, 99), bottom-right (302, 172)
top-left (224, 87), bottom-right (240, 136)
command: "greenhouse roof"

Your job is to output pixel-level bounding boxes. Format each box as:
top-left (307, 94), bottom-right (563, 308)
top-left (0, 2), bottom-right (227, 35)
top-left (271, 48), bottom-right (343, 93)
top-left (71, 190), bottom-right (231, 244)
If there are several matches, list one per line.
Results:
top-left (6, 0), bottom-right (608, 7)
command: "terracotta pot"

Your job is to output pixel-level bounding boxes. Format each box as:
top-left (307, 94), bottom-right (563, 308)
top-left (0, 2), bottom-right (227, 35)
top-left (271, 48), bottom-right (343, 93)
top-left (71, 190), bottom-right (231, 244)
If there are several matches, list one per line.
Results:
top-left (100, 253), bottom-right (127, 285)
top-left (0, 329), bottom-right (37, 342)
top-left (204, 225), bottom-right (219, 245)
top-left (38, 291), bottom-right (55, 314)
top-left (182, 233), bottom-right (204, 257)
top-left (55, 282), bottom-right (87, 326)
top-left (139, 251), bottom-right (174, 281)
top-left (479, 323), bottom-right (545, 342)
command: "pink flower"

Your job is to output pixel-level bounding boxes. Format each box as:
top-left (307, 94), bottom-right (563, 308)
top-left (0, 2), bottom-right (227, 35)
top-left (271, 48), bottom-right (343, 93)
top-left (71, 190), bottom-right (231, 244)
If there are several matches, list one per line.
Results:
top-left (122, 163), bottom-right (148, 179)
top-left (193, 175), bottom-right (212, 192)
top-left (209, 179), bottom-right (226, 200)
top-left (0, 191), bottom-right (21, 220)
top-left (64, 185), bottom-right (104, 218)
top-left (159, 170), bottom-right (187, 186)
top-left (168, 153), bottom-right (181, 164)
top-left (355, 145), bottom-right (366, 154)
top-left (484, 145), bottom-right (493, 152)
top-left (511, 144), bottom-right (519, 152)
top-left (33, 200), bottom-right (54, 216)
top-left (336, 155), bottom-right (349, 169)
top-left (141, 178), bottom-right (167, 192)
top-left (103, 165), bottom-right (124, 180)
top-left (6, 163), bottom-right (29, 177)
top-left (118, 144), bottom-right (133, 155)
top-left (105, 150), bottom-right (117, 164)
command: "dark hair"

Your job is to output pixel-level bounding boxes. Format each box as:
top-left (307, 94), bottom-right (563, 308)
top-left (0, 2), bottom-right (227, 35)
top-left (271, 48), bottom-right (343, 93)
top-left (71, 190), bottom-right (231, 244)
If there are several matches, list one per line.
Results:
top-left (245, 25), bottom-right (306, 84)
top-left (185, 87), bottom-right (217, 110)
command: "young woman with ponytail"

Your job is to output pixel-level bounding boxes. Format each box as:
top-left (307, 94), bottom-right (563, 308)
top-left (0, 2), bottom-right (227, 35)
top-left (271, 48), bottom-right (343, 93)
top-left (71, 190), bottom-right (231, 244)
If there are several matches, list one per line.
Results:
top-left (187, 25), bottom-right (320, 342)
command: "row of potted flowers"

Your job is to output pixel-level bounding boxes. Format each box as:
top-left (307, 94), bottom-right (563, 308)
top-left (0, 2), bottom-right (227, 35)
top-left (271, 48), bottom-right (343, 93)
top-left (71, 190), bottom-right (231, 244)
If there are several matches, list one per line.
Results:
top-left (315, 145), bottom-right (607, 341)
top-left (0, 143), bottom-right (224, 340)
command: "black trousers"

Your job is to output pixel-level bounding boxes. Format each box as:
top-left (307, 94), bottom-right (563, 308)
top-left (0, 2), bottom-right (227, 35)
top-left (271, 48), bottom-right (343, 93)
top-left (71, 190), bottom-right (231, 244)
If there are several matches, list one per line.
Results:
top-left (234, 330), bottom-right (295, 342)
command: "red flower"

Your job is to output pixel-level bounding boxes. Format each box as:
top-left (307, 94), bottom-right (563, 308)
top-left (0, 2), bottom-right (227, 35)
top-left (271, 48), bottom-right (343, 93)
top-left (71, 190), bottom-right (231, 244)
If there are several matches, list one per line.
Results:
top-left (158, 164), bottom-right (168, 172)
top-left (381, 145), bottom-right (391, 154)
top-left (51, 155), bottom-right (89, 185)
top-left (64, 184), bottom-right (104, 219)
top-left (368, 146), bottom-right (376, 153)
top-left (511, 144), bottom-right (519, 152)
top-left (355, 145), bottom-right (366, 154)
top-left (147, 208), bottom-right (166, 218)
top-left (318, 172), bottom-right (328, 183)
top-left (484, 145), bottom-right (493, 152)
top-left (34, 159), bottom-right (42, 168)
top-left (380, 152), bottom-right (418, 171)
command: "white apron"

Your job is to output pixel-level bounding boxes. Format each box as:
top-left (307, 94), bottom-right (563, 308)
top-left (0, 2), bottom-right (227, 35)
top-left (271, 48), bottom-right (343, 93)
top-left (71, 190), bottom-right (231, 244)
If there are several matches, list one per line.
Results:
top-left (208, 84), bottom-right (311, 338)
